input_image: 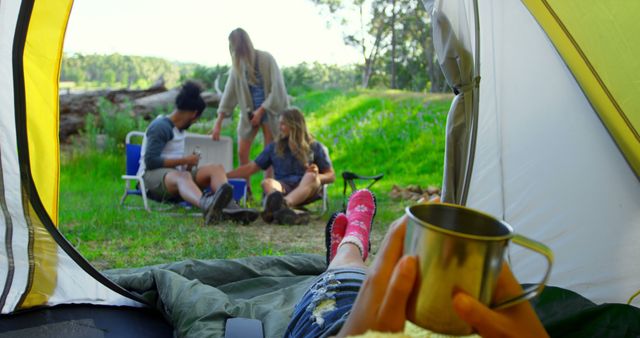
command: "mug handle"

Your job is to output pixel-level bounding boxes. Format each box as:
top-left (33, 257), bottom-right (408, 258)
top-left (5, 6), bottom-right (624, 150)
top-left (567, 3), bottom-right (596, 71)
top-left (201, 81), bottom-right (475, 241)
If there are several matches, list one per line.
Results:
top-left (492, 234), bottom-right (554, 309)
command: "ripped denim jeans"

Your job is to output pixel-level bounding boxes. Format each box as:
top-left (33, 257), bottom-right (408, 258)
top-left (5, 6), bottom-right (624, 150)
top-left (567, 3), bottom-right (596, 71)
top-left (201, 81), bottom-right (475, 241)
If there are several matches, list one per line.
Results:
top-left (284, 268), bottom-right (366, 338)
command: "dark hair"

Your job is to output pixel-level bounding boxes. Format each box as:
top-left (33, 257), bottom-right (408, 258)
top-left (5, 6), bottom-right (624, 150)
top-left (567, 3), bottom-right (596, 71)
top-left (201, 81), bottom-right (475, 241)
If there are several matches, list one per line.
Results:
top-left (175, 81), bottom-right (206, 117)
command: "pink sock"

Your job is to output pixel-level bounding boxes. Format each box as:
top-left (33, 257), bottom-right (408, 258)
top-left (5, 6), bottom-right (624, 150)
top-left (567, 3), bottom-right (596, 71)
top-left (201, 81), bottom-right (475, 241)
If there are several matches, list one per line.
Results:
top-left (328, 213), bottom-right (348, 264)
top-left (341, 189), bottom-right (376, 260)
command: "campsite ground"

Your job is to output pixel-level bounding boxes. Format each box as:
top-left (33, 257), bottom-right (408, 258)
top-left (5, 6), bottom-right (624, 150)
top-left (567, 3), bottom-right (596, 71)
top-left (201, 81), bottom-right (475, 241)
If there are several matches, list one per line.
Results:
top-left (59, 89), bottom-right (451, 270)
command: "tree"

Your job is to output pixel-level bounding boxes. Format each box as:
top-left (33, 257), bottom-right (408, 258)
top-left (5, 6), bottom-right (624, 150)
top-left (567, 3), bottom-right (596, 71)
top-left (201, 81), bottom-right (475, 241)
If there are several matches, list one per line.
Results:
top-left (310, 0), bottom-right (390, 88)
top-left (310, 0), bottom-right (446, 92)
top-left (104, 69), bottom-right (116, 87)
top-left (60, 53), bottom-right (184, 90)
top-left (389, 0), bottom-right (397, 89)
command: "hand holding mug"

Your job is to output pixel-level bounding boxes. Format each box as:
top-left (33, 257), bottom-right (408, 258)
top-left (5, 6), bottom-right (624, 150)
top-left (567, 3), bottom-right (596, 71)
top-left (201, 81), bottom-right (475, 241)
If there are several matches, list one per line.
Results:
top-left (404, 203), bottom-right (553, 335)
top-left (336, 209), bottom-right (549, 338)
top-left (452, 263), bottom-right (549, 338)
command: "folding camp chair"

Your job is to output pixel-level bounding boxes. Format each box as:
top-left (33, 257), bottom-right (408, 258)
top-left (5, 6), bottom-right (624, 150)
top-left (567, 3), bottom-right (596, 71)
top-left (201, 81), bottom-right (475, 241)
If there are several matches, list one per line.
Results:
top-left (119, 133), bottom-right (195, 213)
top-left (120, 131), bottom-right (151, 211)
top-left (341, 171), bottom-right (384, 210)
top-left (120, 131), bottom-right (248, 212)
top-left (298, 184), bottom-right (330, 215)
top-left (317, 144), bottom-right (332, 214)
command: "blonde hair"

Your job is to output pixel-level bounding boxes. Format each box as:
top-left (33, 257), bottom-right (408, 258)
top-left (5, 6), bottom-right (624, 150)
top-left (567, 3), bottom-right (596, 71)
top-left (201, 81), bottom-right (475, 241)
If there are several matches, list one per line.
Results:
top-left (228, 28), bottom-right (257, 85)
top-left (277, 108), bottom-right (314, 166)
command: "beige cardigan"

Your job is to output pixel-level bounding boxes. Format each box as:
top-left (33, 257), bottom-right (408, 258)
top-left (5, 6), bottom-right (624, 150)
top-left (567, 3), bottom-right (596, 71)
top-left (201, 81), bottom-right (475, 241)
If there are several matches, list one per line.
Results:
top-left (217, 50), bottom-right (289, 139)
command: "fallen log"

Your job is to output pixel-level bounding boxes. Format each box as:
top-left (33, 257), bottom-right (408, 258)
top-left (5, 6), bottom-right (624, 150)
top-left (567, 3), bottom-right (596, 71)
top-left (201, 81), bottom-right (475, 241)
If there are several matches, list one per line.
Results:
top-left (132, 89), bottom-right (220, 118)
top-left (59, 84), bottom-right (220, 142)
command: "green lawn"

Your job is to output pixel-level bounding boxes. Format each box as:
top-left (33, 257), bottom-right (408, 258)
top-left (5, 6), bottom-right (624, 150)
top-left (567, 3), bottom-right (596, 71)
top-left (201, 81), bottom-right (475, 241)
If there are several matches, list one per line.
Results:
top-left (59, 89), bottom-right (452, 270)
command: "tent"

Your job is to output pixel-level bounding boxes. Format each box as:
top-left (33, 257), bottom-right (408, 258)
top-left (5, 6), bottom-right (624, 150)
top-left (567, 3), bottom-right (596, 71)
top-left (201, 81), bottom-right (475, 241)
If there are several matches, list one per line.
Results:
top-left (0, 0), bottom-right (145, 313)
top-left (428, 0), bottom-right (640, 306)
top-left (1, 0), bottom-right (639, 336)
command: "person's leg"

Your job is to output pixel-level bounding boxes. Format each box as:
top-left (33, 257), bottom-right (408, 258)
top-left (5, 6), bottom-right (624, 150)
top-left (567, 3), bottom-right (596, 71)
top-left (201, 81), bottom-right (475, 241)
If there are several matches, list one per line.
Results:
top-left (238, 128), bottom-right (259, 168)
top-left (194, 164), bottom-right (228, 191)
top-left (238, 129), bottom-right (259, 198)
top-left (265, 178), bottom-right (317, 225)
top-left (328, 243), bottom-right (367, 270)
top-left (260, 178), bottom-right (284, 196)
top-left (195, 164), bottom-right (259, 224)
top-left (283, 172), bottom-right (321, 207)
top-left (260, 179), bottom-right (285, 223)
top-left (260, 123), bottom-right (274, 179)
top-left (164, 171), bottom-right (204, 207)
top-left (327, 190), bottom-right (376, 268)
top-left (284, 190), bottom-right (376, 337)
top-left (191, 165), bottom-right (234, 224)
top-left (341, 190), bottom-right (377, 261)
top-left (325, 212), bottom-right (349, 265)
top-left (284, 264), bottom-right (367, 338)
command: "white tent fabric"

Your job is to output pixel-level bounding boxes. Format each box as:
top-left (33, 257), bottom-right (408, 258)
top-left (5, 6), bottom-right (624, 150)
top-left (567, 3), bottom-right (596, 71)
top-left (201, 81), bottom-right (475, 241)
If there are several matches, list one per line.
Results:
top-left (465, 0), bottom-right (640, 304)
top-left (0, 0), bottom-right (34, 314)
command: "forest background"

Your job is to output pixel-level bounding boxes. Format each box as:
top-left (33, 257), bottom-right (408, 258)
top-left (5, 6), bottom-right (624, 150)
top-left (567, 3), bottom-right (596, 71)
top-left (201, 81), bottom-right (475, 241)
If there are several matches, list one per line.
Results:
top-left (61, 0), bottom-right (447, 94)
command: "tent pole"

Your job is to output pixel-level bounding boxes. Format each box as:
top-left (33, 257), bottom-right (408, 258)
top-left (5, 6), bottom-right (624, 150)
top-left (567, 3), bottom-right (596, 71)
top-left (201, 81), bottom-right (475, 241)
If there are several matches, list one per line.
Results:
top-left (460, 0), bottom-right (481, 205)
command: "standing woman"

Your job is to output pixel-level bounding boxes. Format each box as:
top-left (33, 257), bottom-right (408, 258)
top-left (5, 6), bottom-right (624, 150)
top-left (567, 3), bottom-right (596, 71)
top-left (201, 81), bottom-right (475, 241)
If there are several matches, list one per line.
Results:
top-left (212, 28), bottom-right (289, 180)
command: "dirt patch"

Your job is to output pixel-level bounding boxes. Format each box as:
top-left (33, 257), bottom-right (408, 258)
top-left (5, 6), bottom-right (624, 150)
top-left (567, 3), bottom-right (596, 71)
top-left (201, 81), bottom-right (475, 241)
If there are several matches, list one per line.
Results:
top-left (223, 213), bottom-right (387, 262)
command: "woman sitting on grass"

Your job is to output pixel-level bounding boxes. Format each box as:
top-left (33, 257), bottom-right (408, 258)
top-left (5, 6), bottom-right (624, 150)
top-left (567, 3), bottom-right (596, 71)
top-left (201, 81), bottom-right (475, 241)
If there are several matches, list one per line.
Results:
top-left (227, 108), bottom-right (335, 225)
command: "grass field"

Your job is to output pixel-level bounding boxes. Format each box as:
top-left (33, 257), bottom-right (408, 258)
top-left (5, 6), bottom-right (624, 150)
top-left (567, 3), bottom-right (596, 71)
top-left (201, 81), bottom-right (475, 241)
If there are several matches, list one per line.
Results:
top-left (59, 89), bottom-right (452, 270)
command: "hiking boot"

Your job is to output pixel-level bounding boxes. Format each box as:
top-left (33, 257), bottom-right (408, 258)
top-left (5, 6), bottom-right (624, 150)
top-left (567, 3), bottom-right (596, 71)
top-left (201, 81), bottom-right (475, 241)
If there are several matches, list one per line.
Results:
top-left (201, 183), bottom-right (233, 225)
top-left (261, 191), bottom-right (286, 223)
top-left (222, 200), bottom-right (259, 225)
top-left (273, 208), bottom-right (310, 225)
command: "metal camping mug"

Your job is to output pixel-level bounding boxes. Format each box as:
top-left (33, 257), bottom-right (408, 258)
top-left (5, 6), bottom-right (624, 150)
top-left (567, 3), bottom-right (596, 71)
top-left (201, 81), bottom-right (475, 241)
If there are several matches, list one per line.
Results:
top-left (404, 203), bottom-right (553, 335)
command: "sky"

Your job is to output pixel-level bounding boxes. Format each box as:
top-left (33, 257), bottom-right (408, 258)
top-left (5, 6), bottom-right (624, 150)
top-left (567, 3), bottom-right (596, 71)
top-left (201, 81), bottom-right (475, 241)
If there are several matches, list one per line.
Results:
top-left (63, 0), bottom-right (362, 67)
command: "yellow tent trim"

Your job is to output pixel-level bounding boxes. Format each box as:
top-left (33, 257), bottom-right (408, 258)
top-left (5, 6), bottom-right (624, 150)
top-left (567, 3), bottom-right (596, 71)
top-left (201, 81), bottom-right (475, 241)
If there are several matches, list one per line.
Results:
top-left (24, 0), bottom-right (73, 226)
top-left (18, 0), bottom-right (73, 309)
top-left (19, 202), bottom-right (58, 309)
top-left (522, 0), bottom-right (640, 177)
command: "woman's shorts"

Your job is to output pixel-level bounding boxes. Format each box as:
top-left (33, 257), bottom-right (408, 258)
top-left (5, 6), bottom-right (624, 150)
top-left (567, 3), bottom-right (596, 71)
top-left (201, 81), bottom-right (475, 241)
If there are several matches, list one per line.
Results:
top-left (284, 268), bottom-right (366, 338)
top-left (280, 180), bottom-right (323, 201)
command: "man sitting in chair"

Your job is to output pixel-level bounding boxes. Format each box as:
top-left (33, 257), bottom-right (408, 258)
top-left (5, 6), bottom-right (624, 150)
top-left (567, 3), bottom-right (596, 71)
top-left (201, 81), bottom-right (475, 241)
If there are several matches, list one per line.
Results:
top-left (138, 81), bottom-right (258, 224)
top-left (227, 108), bottom-right (335, 225)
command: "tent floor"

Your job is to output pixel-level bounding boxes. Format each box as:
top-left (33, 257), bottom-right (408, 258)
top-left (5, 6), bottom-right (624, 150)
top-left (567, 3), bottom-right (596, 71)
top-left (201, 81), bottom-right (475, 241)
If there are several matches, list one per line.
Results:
top-left (0, 303), bottom-right (172, 338)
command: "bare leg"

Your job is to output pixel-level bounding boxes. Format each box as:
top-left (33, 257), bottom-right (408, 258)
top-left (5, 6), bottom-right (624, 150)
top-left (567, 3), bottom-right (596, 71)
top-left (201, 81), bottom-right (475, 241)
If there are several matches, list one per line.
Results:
top-left (194, 164), bottom-right (228, 191)
top-left (261, 123), bottom-right (274, 179)
top-left (328, 242), bottom-right (367, 270)
top-left (238, 128), bottom-right (259, 168)
top-left (261, 178), bottom-right (284, 196)
top-left (284, 172), bottom-right (321, 207)
top-left (238, 129), bottom-right (259, 198)
top-left (163, 171), bottom-right (203, 207)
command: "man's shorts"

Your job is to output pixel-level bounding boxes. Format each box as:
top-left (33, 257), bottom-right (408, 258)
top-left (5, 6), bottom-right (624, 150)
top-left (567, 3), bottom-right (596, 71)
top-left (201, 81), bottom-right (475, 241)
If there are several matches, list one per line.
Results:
top-left (143, 168), bottom-right (197, 202)
top-left (284, 268), bottom-right (366, 338)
